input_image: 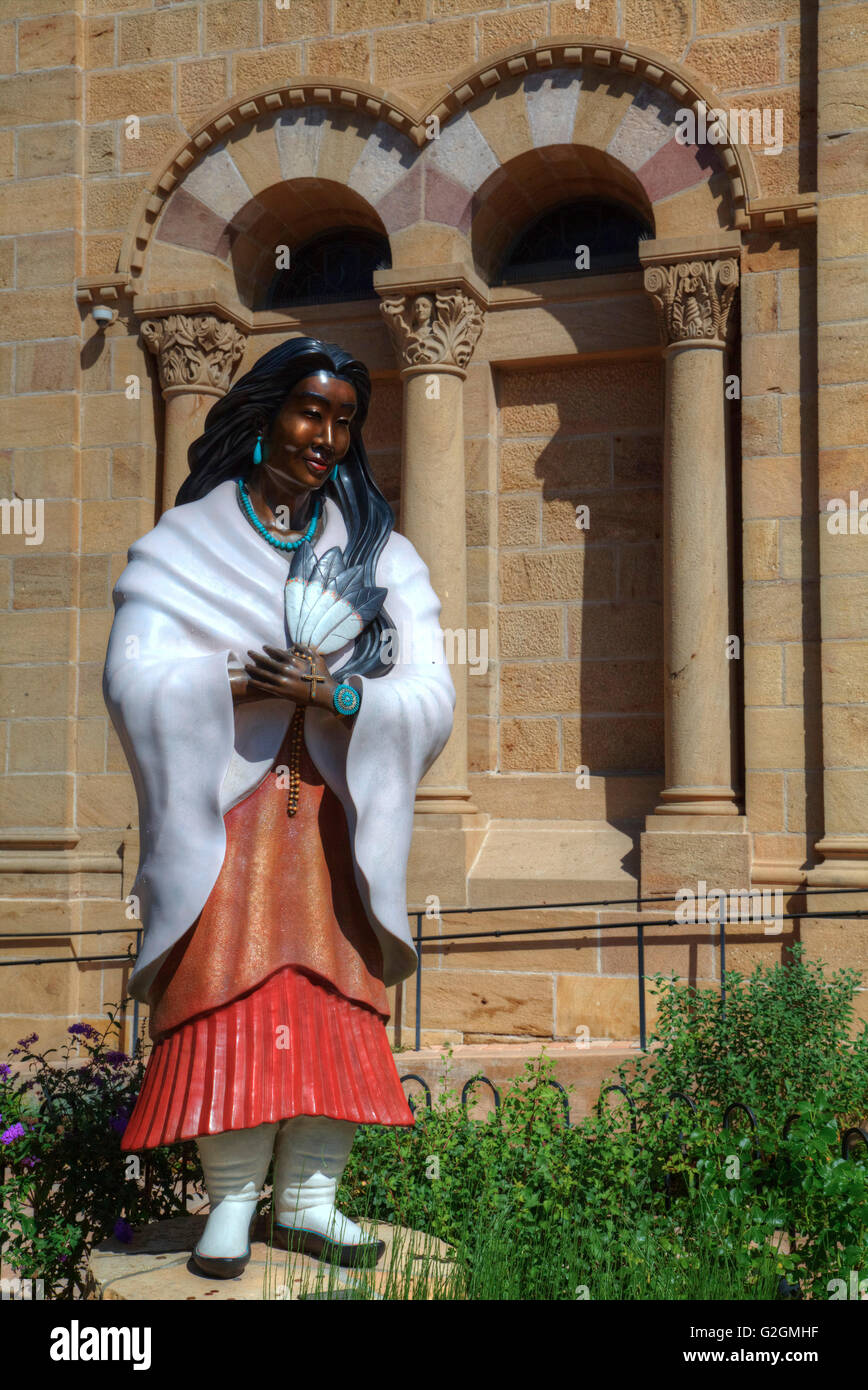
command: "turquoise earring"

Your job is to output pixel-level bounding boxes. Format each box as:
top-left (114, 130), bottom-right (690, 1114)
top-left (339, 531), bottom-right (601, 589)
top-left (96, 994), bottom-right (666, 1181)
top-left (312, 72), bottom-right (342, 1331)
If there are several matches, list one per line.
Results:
top-left (253, 432), bottom-right (263, 466)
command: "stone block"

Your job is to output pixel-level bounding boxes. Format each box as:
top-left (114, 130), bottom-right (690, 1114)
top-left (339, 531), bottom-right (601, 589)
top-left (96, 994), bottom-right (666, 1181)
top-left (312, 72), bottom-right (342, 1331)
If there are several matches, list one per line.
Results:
top-left (335, 0), bottom-right (425, 30)
top-left (818, 322), bottom-right (866, 388)
top-left (742, 332), bottom-right (803, 397)
top-left (820, 384), bottom-right (868, 451)
top-left (500, 434), bottom-right (611, 493)
top-left (568, 602), bottom-right (663, 660)
top-left (8, 719), bottom-right (68, 772)
top-left (85, 15), bottom-right (115, 69)
top-left (86, 176), bottom-right (147, 232)
top-left (121, 117), bottom-right (185, 173)
top-left (1, 287), bottom-right (79, 341)
top-left (500, 549), bottom-right (615, 604)
top-left (18, 12), bottom-right (80, 69)
top-left (500, 360), bottom-right (662, 437)
top-left (742, 396), bottom-right (779, 457)
top-left (499, 607), bottom-right (563, 660)
top-left (564, 715), bottom-right (664, 773)
top-left (0, 176), bottom-right (80, 235)
top-left (16, 232), bottom-right (78, 290)
top-left (0, 771), bottom-right (72, 826)
top-left (498, 494), bottom-right (539, 546)
top-left (556, 974), bottom-right (663, 1042)
top-left (821, 641), bottom-right (868, 704)
top-left (820, 575), bottom-right (868, 640)
top-left (373, 19), bottom-right (474, 84)
top-left (744, 643), bottom-right (784, 704)
top-left (76, 774), bottom-right (137, 830)
top-left (500, 717), bottom-right (559, 771)
top-left (818, 261), bottom-right (868, 328)
top-left (81, 498), bottom-right (153, 553)
top-left (744, 581), bottom-right (813, 644)
top-left (640, 827), bottom-right (752, 897)
top-left (743, 518), bottom-right (779, 581)
top-left (745, 706), bottom-right (810, 769)
top-left (87, 66), bottom-right (172, 122)
top-left (740, 269), bottom-right (778, 337)
top-left (12, 553), bottom-right (76, 608)
top-left (0, 662), bottom-right (73, 718)
top-left (80, 555), bottom-right (110, 608)
top-left (402, 965), bottom-right (554, 1038)
top-left (17, 124), bottom-right (79, 179)
top-left (785, 769), bottom-right (823, 835)
top-left (817, 194), bottom-right (868, 261)
top-left (85, 234), bottom-right (123, 274)
top-left (0, 70), bottom-right (79, 128)
top-left (119, 8), bottom-right (198, 64)
top-left (178, 57), bottom-right (227, 121)
top-left (823, 767), bottom-right (868, 834)
top-left (688, 28), bottom-right (780, 89)
top-left (478, 8), bottom-right (548, 58)
top-left (501, 662), bottom-right (579, 715)
top-left (746, 770), bottom-right (786, 831)
top-left (204, 0), bottom-right (259, 52)
top-left (544, 488), bottom-right (661, 546)
top-left (307, 35), bottom-right (370, 81)
top-left (433, 908), bottom-right (600, 975)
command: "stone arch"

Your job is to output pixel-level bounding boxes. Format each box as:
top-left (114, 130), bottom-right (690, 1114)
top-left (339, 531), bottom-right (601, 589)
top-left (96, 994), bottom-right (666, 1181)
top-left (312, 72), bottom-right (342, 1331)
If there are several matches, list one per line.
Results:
top-left (119, 37), bottom-right (781, 295)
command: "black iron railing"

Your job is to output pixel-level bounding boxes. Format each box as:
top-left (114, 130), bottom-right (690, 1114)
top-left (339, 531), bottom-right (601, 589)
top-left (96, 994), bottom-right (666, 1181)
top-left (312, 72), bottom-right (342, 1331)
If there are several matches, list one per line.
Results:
top-left (404, 885), bottom-right (868, 1050)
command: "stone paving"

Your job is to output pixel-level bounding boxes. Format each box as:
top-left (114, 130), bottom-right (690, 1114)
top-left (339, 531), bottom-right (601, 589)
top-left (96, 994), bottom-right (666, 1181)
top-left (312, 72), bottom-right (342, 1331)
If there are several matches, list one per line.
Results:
top-left (86, 1213), bottom-right (457, 1302)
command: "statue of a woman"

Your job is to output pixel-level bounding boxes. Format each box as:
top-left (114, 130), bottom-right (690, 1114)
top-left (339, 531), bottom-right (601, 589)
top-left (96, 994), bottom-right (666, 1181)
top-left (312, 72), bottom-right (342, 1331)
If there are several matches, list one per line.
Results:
top-left (103, 338), bottom-right (455, 1278)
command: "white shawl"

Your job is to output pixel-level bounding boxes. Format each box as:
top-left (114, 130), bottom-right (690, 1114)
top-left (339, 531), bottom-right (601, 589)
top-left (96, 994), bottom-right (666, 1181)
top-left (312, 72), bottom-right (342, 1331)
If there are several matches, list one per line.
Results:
top-left (103, 479), bottom-right (455, 1005)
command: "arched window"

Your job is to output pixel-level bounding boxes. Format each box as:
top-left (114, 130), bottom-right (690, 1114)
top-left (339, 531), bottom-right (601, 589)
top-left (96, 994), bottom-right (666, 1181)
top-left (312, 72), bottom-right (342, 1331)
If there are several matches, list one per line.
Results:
top-left (497, 198), bottom-right (653, 285)
top-left (264, 228), bottom-right (392, 309)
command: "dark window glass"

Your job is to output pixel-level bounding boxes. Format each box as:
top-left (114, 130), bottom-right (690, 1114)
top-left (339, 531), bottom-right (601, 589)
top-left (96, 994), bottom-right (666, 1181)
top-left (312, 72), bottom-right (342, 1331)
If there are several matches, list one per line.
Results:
top-left (498, 198), bottom-right (653, 284)
top-left (265, 229), bottom-right (392, 308)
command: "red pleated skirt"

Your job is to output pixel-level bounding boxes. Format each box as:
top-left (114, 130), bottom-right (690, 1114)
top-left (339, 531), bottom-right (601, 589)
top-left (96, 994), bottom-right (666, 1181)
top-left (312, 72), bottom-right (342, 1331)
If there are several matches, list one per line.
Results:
top-left (121, 963), bottom-right (414, 1150)
top-left (120, 710), bottom-right (416, 1152)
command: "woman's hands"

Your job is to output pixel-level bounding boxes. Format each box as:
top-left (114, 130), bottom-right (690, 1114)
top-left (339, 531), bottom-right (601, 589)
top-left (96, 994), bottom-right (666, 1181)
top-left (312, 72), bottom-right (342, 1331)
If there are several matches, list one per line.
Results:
top-left (242, 643), bottom-right (345, 715)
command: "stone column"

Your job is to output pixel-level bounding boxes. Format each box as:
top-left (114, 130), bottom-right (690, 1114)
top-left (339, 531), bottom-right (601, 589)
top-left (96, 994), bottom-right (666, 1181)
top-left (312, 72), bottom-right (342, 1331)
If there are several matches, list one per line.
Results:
top-left (379, 279), bottom-right (486, 816)
top-left (808, 1), bottom-right (868, 889)
top-left (140, 312), bottom-right (247, 514)
top-left (639, 237), bottom-right (751, 895)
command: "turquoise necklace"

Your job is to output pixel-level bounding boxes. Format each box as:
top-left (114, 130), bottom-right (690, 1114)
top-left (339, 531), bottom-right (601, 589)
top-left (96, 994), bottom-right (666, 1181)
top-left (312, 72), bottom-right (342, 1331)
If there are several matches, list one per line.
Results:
top-left (236, 477), bottom-right (322, 552)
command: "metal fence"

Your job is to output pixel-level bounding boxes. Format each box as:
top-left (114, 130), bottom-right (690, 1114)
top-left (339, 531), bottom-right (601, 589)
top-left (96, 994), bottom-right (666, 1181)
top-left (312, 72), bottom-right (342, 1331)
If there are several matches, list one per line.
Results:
top-left (1, 886), bottom-right (868, 1054)
top-left (405, 884), bottom-right (868, 1049)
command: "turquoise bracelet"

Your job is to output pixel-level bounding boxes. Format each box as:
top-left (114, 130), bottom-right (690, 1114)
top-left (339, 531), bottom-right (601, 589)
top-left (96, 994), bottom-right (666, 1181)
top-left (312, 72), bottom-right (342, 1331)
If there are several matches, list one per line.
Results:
top-left (332, 682), bottom-right (361, 716)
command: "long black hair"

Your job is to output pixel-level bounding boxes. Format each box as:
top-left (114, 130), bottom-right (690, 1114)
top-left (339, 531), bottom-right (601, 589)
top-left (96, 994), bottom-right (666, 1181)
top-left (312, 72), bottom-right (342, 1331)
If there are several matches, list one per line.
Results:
top-left (176, 337), bottom-right (395, 678)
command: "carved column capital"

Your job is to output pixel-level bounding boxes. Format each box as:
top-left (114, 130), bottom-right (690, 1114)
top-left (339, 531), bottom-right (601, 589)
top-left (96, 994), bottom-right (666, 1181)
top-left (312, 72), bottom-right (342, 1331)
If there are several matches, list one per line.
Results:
top-left (140, 312), bottom-right (247, 396)
top-left (379, 289), bottom-right (486, 375)
top-left (643, 257), bottom-right (739, 348)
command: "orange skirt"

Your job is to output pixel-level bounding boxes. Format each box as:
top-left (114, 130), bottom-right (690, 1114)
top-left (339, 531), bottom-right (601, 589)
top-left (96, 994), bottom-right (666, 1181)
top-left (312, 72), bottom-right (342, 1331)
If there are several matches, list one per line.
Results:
top-left (121, 709), bottom-right (415, 1151)
top-left (121, 963), bottom-right (414, 1149)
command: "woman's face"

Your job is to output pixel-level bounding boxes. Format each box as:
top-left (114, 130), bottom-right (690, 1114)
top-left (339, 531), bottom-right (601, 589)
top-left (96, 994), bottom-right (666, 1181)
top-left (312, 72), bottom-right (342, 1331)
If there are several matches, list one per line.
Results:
top-left (262, 371), bottom-right (357, 495)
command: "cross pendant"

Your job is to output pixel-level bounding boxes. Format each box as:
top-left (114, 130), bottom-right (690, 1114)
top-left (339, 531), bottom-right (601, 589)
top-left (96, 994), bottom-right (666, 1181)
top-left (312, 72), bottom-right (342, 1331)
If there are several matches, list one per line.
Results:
top-left (299, 660), bottom-right (324, 698)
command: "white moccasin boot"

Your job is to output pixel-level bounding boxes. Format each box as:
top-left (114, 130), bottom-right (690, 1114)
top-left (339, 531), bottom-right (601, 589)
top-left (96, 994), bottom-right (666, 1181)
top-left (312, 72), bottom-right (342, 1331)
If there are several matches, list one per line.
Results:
top-left (193, 1122), bottom-right (279, 1277)
top-left (273, 1115), bottom-right (384, 1267)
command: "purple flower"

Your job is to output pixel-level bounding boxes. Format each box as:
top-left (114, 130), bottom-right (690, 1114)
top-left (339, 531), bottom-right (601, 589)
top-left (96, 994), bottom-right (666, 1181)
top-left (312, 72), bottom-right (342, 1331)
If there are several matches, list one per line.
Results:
top-left (105, 1051), bottom-right (128, 1068)
top-left (109, 1113), bottom-right (128, 1135)
top-left (14, 1034), bottom-right (38, 1049)
top-left (22, 1156), bottom-right (39, 1169)
top-left (68, 1023), bottom-right (99, 1040)
top-left (114, 1218), bottom-right (134, 1244)
top-left (1, 1122), bottom-right (25, 1145)
top-left (0, 1063), bottom-right (11, 1080)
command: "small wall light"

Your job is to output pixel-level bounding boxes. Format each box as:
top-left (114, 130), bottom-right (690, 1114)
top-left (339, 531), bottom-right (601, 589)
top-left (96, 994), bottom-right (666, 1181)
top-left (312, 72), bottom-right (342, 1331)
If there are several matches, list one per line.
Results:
top-left (92, 305), bottom-right (115, 328)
